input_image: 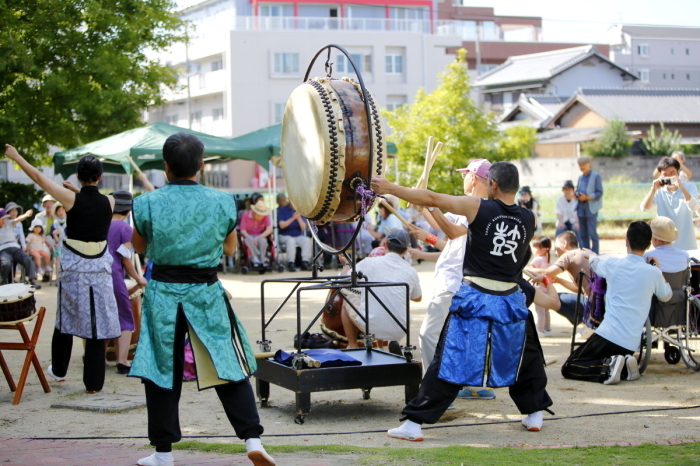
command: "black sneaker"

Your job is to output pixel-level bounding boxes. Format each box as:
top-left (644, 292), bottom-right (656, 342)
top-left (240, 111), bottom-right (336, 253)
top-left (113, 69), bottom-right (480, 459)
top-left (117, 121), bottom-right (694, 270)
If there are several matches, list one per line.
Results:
top-left (287, 261), bottom-right (296, 271)
top-left (28, 279), bottom-right (42, 290)
top-left (41, 273), bottom-right (50, 283)
top-left (301, 261), bottom-right (311, 271)
top-left (116, 363), bottom-right (131, 375)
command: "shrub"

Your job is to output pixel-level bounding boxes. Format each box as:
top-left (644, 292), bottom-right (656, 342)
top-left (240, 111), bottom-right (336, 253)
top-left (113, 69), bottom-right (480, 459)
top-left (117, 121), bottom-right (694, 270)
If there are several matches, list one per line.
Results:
top-left (642, 123), bottom-right (682, 156)
top-left (582, 118), bottom-right (630, 158)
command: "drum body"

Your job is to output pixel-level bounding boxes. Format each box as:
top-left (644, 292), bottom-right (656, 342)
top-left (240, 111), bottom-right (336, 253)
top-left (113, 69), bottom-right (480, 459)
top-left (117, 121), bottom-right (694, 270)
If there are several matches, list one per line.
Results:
top-left (0, 284), bottom-right (36, 322)
top-left (281, 77), bottom-right (386, 224)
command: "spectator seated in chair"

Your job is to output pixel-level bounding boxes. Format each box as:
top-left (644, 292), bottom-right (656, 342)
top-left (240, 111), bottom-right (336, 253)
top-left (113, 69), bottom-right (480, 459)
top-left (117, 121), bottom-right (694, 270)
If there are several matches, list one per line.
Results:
top-left (642, 216), bottom-right (689, 274)
top-left (339, 229), bottom-right (422, 348)
top-left (0, 208), bottom-right (40, 288)
top-left (561, 221), bottom-right (672, 385)
top-left (276, 193), bottom-right (312, 271)
top-left (238, 194), bottom-right (273, 269)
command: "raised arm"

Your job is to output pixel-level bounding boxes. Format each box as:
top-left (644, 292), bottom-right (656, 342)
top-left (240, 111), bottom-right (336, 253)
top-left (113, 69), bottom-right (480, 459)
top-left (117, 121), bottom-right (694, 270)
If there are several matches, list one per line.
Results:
top-left (5, 145), bottom-right (78, 210)
top-left (371, 176), bottom-right (481, 223)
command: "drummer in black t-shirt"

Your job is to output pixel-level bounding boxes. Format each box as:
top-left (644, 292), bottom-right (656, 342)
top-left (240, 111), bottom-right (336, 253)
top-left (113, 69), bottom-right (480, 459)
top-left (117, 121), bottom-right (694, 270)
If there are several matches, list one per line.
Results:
top-left (371, 161), bottom-right (556, 441)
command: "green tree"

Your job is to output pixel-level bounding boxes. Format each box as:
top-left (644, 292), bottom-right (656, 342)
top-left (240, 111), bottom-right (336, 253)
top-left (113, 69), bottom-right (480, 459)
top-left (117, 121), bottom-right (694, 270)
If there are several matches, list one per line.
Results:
top-left (642, 123), bottom-right (682, 156)
top-left (582, 118), bottom-right (630, 159)
top-left (0, 0), bottom-right (184, 164)
top-left (383, 49), bottom-right (533, 196)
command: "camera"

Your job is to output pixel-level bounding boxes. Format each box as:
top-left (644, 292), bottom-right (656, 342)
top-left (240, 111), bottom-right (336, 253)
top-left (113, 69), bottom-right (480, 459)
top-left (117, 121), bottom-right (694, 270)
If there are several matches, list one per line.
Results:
top-left (660, 177), bottom-right (673, 186)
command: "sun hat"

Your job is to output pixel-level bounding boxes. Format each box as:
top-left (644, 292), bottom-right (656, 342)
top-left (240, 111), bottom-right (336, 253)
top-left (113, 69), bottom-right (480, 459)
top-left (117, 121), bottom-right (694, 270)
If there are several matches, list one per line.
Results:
top-left (457, 159), bottom-right (491, 179)
top-left (41, 194), bottom-right (55, 204)
top-left (251, 198), bottom-right (270, 216)
top-left (30, 218), bottom-right (44, 231)
top-left (387, 229), bottom-right (410, 250)
top-left (112, 190), bottom-right (133, 214)
top-left (520, 186), bottom-right (532, 194)
top-left (649, 216), bottom-right (678, 243)
top-left (562, 180), bottom-right (575, 189)
top-left (4, 202), bottom-right (23, 216)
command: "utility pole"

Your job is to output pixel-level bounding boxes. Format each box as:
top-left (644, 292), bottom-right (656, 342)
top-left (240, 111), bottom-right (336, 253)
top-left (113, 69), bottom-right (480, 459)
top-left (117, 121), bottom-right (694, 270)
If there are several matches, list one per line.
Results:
top-left (185, 23), bottom-right (192, 129)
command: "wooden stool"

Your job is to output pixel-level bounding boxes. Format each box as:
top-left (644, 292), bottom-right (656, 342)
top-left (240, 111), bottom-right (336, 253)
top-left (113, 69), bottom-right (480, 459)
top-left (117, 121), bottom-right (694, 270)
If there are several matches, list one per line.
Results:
top-left (0, 307), bottom-right (51, 404)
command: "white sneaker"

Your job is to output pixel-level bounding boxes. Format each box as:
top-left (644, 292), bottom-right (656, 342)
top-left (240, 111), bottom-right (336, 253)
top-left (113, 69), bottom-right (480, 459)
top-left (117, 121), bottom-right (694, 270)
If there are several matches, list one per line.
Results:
top-left (625, 355), bottom-right (640, 381)
top-left (47, 365), bottom-right (66, 382)
top-left (387, 420), bottom-right (424, 441)
top-left (136, 452), bottom-right (174, 466)
top-left (245, 439), bottom-right (276, 466)
top-left (576, 327), bottom-right (595, 339)
top-left (538, 330), bottom-right (552, 338)
top-left (603, 355), bottom-right (625, 385)
top-left (521, 411), bottom-right (543, 431)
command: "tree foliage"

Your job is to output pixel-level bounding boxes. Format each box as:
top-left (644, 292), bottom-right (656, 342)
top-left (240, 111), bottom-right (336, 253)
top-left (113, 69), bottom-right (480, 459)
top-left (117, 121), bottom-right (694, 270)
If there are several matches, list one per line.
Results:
top-left (0, 0), bottom-right (184, 164)
top-left (383, 49), bottom-right (534, 196)
top-left (642, 123), bottom-right (682, 156)
top-left (582, 118), bottom-right (630, 159)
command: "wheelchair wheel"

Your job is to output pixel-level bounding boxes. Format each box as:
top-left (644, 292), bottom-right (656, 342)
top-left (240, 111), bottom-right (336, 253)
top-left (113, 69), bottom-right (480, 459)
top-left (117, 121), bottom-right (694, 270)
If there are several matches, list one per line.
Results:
top-left (664, 344), bottom-right (681, 365)
top-left (241, 266), bottom-right (249, 275)
top-left (636, 317), bottom-right (652, 374)
top-left (679, 300), bottom-right (700, 371)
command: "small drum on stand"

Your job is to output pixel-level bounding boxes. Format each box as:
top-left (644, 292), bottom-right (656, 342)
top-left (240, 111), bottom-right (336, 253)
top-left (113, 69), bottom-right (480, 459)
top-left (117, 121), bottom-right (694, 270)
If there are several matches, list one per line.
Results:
top-left (281, 76), bottom-right (386, 225)
top-left (320, 289), bottom-right (388, 349)
top-left (105, 279), bottom-right (143, 362)
top-left (0, 284), bottom-right (36, 323)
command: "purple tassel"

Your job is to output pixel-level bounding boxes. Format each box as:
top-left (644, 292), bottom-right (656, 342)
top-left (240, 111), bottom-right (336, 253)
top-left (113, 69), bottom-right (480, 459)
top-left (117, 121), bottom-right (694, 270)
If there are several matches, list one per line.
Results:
top-left (355, 182), bottom-right (386, 228)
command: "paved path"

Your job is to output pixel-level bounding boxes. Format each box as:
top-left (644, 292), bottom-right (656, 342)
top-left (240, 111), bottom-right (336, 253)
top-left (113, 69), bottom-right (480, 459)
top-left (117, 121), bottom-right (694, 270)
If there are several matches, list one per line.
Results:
top-left (0, 438), bottom-right (345, 466)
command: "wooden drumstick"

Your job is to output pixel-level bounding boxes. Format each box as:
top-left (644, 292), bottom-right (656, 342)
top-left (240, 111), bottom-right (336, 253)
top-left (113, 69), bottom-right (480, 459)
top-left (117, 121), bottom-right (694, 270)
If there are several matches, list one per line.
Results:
top-left (255, 352), bottom-right (276, 359)
top-left (302, 356), bottom-right (322, 368)
top-left (408, 139), bottom-right (443, 211)
top-left (126, 155), bottom-right (143, 175)
top-left (379, 199), bottom-right (418, 230)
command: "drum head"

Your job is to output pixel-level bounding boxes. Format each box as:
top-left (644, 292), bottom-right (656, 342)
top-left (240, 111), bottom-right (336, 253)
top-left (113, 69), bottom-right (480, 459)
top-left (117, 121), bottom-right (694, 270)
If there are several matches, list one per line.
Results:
top-left (0, 283), bottom-right (35, 303)
top-left (281, 81), bottom-right (346, 222)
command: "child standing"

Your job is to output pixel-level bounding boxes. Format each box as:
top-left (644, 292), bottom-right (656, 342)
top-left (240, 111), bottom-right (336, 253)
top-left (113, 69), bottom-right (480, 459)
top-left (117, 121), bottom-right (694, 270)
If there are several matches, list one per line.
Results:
top-left (26, 219), bottom-right (52, 278)
top-left (527, 236), bottom-right (552, 337)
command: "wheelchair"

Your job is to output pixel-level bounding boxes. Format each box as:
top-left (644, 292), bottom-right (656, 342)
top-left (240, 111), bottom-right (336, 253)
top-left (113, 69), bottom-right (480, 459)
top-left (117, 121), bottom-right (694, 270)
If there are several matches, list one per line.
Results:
top-left (233, 230), bottom-right (280, 275)
top-left (644, 262), bottom-right (700, 371)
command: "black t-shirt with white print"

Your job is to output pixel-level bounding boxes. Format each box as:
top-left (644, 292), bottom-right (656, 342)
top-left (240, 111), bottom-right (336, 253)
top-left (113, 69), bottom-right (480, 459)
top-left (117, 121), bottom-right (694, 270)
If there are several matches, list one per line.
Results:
top-left (462, 198), bottom-right (535, 282)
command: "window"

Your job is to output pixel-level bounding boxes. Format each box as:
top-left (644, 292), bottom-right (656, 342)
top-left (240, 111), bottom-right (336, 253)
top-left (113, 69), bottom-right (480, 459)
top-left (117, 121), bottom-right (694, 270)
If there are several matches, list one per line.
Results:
top-left (638, 69), bottom-right (650, 83)
top-left (190, 111), bottom-right (202, 124)
top-left (687, 48), bottom-right (690, 55)
top-left (688, 74), bottom-right (691, 81)
top-left (385, 54), bottom-right (403, 74)
top-left (385, 95), bottom-right (407, 112)
top-left (336, 54), bottom-right (371, 74)
top-left (671, 73), bottom-right (675, 80)
top-left (637, 44), bottom-right (649, 57)
top-left (273, 53), bottom-right (299, 75)
top-left (491, 93), bottom-right (504, 106)
top-left (165, 115), bottom-right (178, 125)
top-left (671, 48), bottom-right (674, 55)
top-left (199, 74), bottom-right (206, 89)
top-left (273, 102), bottom-right (286, 124)
top-left (211, 60), bottom-right (222, 72)
top-left (663, 73), bottom-right (667, 80)
top-left (260, 5), bottom-right (285, 16)
top-left (213, 108), bottom-right (224, 121)
top-left (477, 64), bottom-right (498, 74)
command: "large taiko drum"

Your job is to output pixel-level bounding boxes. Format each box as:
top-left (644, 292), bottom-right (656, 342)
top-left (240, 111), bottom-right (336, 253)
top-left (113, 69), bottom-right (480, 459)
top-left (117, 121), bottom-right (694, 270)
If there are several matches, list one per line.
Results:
top-left (0, 284), bottom-right (36, 322)
top-left (280, 77), bottom-right (386, 224)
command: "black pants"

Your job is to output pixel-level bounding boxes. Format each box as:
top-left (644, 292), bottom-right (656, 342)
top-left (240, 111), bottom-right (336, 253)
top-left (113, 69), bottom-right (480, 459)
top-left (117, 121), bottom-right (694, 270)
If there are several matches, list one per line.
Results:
top-left (562, 333), bottom-right (634, 383)
top-left (144, 306), bottom-right (263, 452)
top-left (51, 328), bottom-right (106, 392)
top-left (402, 312), bottom-right (552, 424)
top-left (0, 247), bottom-right (36, 283)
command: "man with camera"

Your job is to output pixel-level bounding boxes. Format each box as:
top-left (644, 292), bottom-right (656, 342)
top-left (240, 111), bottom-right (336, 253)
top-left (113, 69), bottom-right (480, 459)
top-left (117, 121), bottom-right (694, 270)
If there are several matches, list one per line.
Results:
top-left (575, 156), bottom-right (603, 254)
top-left (641, 156), bottom-right (699, 250)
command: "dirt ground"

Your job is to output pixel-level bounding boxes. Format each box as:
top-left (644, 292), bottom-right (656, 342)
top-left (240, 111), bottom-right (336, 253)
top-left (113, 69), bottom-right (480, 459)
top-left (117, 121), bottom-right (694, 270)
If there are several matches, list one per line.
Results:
top-left (1, 239), bottom-right (699, 449)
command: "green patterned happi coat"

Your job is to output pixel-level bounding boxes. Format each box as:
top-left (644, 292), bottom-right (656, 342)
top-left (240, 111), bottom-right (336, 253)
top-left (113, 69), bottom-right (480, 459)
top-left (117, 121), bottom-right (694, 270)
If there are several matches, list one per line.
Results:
top-left (129, 181), bottom-right (257, 390)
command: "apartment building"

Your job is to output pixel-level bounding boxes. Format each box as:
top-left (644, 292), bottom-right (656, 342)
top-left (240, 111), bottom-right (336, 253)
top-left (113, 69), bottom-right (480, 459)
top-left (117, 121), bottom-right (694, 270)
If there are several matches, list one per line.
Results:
top-left (607, 25), bottom-right (700, 87)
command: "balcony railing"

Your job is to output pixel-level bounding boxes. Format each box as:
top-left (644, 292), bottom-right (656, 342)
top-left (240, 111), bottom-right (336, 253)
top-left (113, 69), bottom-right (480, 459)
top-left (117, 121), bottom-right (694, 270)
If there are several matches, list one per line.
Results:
top-left (234, 16), bottom-right (432, 33)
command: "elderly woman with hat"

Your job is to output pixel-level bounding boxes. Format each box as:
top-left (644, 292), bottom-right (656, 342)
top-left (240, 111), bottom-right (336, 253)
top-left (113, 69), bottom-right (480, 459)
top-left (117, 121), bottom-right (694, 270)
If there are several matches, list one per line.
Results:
top-left (5, 201), bottom-right (32, 251)
top-left (4, 144), bottom-right (119, 394)
top-left (238, 193), bottom-right (273, 270)
top-left (107, 191), bottom-right (147, 374)
top-left (0, 204), bottom-right (37, 286)
top-left (643, 216), bottom-right (690, 273)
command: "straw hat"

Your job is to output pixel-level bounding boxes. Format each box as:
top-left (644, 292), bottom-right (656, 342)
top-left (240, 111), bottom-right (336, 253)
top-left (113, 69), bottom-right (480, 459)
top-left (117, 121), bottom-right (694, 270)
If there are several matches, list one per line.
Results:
top-left (649, 216), bottom-right (678, 243)
top-left (251, 199), bottom-right (270, 216)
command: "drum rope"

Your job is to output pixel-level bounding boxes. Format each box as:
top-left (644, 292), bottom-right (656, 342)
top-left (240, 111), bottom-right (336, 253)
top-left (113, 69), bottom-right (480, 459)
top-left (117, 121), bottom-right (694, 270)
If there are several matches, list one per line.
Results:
top-left (21, 404), bottom-right (700, 440)
top-left (355, 182), bottom-right (385, 229)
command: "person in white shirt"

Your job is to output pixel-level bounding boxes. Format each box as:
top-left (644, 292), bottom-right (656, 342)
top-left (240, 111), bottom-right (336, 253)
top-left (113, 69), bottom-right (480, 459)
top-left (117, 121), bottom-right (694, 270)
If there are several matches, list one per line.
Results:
top-left (562, 221), bottom-right (672, 385)
top-left (340, 229), bottom-right (422, 347)
top-left (643, 216), bottom-right (690, 274)
top-left (555, 180), bottom-right (579, 239)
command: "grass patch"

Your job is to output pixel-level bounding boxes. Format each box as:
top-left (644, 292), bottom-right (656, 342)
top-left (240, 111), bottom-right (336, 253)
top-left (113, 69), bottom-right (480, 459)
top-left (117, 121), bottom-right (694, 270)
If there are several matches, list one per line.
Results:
top-left (175, 441), bottom-right (700, 465)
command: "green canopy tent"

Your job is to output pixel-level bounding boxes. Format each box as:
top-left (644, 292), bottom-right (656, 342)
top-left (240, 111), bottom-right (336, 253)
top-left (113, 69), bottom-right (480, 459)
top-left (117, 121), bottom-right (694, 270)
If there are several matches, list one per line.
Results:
top-left (52, 122), bottom-right (270, 179)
